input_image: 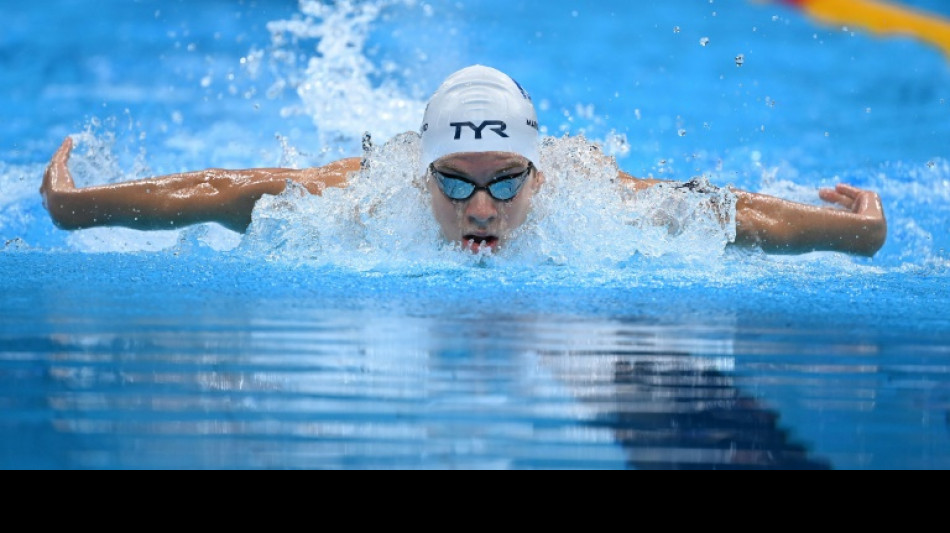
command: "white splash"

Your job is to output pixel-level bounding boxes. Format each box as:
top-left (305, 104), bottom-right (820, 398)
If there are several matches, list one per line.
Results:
top-left (239, 133), bottom-right (739, 271)
top-left (259, 0), bottom-right (426, 156)
top-left (240, 132), bottom-right (449, 270)
top-left (0, 163), bottom-right (43, 235)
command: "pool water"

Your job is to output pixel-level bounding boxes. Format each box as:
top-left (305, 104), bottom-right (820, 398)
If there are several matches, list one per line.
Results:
top-left (1, 0), bottom-right (949, 469)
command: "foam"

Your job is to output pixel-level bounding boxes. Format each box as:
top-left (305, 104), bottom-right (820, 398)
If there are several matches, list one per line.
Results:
top-left (238, 133), bottom-right (740, 272)
top-left (260, 0), bottom-right (426, 158)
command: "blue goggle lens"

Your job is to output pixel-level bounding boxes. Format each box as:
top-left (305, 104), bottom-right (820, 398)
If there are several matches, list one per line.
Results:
top-left (433, 164), bottom-right (532, 202)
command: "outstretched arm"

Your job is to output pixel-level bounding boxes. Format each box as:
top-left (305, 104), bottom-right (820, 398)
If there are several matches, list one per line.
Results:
top-left (620, 171), bottom-right (887, 257)
top-left (734, 184), bottom-right (887, 257)
top-left (41, 138), bottom-right (359, 233)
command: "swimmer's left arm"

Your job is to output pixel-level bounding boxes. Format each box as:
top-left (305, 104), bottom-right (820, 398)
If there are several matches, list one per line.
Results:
top-left (732, 184), bottom-right (888, 257)
top-left (618, 170), bottom-right (886, 257)
top-left (619, 171), bottom-right (667, 191)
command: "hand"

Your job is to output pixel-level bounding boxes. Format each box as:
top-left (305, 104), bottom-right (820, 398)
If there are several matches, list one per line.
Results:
top-left (819, 184), bottom-right (884, 218)
top-left (818, 183), bottom-right (888, 255)
top-left (41, 137), bottom-right (77, 209)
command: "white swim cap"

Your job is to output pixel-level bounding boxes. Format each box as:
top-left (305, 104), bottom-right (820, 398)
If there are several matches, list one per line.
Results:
top-left (420, 65), bottom-right (540, 174)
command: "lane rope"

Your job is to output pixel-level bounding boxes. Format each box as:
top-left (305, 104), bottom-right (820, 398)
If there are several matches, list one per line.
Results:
top-left (776, 0), bottom-right (950, 58)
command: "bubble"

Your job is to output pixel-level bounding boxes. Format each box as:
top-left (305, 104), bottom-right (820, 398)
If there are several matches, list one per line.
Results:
top-left (866, 107), bottom-right (872, 114)
top-left (674, 26), bottom-right (681, 34)
top-left (735, 54), bottom-right (745, 67)
top-left (603, 131), bottom-right (630, 157)
top-left (678, 129), bottom-right (687, 137)
top-left (700, 37), bottom-right (710, 47)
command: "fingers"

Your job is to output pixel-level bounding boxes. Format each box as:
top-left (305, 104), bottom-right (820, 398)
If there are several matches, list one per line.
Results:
top-left (821, 183), bottom-right (872, 207)
top-left (54, 137), bottom-right (74, 164)
top-left (42, 137), bottom-right (77, 195)
top-left (46, 137), bottom-right (73, 173)
top-left (834, 183), bottom-right (863, 198)
top-left (819, 188), bottom-right (854, 210)
top-left (820, 183), bottom-right (885, 218)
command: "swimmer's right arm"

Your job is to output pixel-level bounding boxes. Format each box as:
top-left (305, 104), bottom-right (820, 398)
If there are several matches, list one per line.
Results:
top-left (41, 138), bottom-right (358, 233)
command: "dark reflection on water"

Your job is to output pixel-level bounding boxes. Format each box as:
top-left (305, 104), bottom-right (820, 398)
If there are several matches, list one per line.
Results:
top-left (4, 297), bottom-right (948, 469)
top-left (601, 359), bottom-right (828, 470)
top-left (535, 321), bottom-right (831, 470)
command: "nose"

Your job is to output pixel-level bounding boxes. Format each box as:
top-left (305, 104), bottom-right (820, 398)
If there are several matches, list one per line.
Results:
top-left (465, 190), bottom-right (498, 227)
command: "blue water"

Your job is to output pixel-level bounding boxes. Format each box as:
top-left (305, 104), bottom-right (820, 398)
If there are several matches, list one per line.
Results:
top-left (1, 0), bottom-right (949, 469)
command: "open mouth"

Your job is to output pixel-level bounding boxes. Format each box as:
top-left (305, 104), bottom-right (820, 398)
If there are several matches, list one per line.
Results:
top-left (463, 235), bottom-right (500, 253)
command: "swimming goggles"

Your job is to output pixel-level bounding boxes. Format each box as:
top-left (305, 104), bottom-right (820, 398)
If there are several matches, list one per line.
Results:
top-left (431, 163), bottom-right (533, 202)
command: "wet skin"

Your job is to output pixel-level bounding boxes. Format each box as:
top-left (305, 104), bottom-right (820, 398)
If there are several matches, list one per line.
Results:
top-left (426, 152), bottom-right (545, 253)
top-left (41, 137), bottom-right (888, 256)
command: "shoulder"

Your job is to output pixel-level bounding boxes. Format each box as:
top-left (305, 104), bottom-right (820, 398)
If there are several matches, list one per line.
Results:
top-left (324, 157), bottom-right (362, 173)
top-left (619, 171), bottom-right (665, 192)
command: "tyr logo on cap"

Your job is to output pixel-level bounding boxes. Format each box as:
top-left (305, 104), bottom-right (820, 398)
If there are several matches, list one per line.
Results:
top-left (450, 121), bottom-right (509, 140)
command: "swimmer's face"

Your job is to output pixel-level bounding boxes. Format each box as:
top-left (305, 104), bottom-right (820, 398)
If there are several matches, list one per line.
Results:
top-left (427, 152), bottom-right (544, 253)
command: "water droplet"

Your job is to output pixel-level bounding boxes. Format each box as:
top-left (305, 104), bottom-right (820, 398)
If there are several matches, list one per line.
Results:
top-left (674, 26), bottom-right (681, 34)
top-left (772, 15), bottom-right (780, 22)
top-left (634, 109), bottom-right (642, 120)
top-left (735, 54), bottom-right (745, 67)
top-left (571, 10), bottom-right (579, 18)
top-left (700, 37), bottom-right (710, 47)
top-left (825, 132), bottom-right (831, 137)
top-left (865, 107), bottom-right (872, 114)
top-left (678, 129), bottom-right (687, 137)
top-left (928, 161), bottom-right (936, 169)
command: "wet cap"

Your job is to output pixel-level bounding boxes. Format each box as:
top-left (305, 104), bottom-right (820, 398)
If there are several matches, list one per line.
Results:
top-left (420, 65), bottom-right (540, 174)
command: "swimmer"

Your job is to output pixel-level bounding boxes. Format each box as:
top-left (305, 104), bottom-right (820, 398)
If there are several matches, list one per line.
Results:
top-left (40, 65), bottom-right (888, 257)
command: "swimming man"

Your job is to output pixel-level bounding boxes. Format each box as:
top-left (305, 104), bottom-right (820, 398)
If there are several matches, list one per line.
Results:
top-left (40, 65), bottom-right (888, 256)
